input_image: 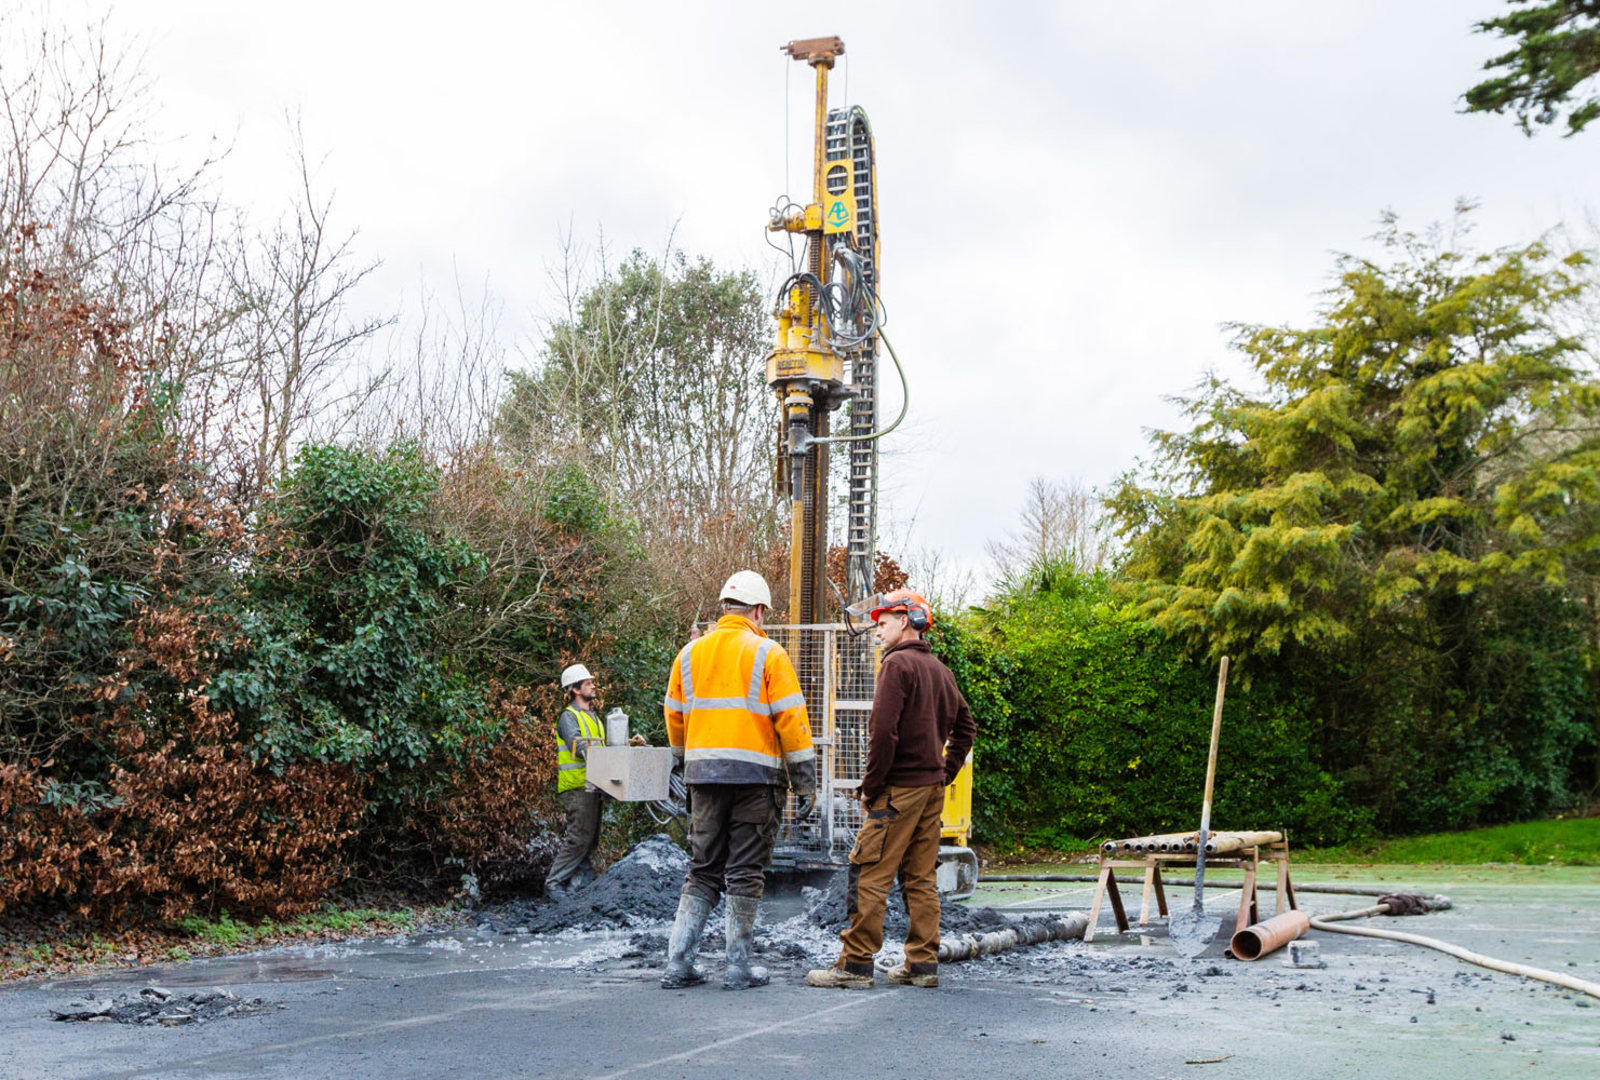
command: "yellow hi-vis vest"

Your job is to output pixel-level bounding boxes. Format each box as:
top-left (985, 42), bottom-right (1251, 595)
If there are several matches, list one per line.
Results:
top-left (556, 705), bottom-right (604, 793)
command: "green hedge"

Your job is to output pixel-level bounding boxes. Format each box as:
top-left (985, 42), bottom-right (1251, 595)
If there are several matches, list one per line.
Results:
top-left (938, 572), bottom-right (1373, 848)
top-left (936, 566), bottom-right (1593, 848)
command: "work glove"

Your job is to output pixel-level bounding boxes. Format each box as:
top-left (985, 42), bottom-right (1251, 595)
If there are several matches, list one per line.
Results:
top-left (794, 792), bottom-right (816, 819)
top-left (786, 757), bottom-right (818, 798)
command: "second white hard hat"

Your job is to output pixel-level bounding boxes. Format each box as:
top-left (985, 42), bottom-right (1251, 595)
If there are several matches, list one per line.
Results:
top-left (719, 570), bottom-right (772, 609)
top-left (560, 663), bottom-right (595, 689)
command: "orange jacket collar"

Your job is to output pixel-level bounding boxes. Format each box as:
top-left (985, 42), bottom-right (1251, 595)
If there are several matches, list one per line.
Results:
top-left (714, 613), bottom-right (766, 638)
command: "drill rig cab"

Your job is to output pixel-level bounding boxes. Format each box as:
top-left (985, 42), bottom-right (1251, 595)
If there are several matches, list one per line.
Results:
top-left (765, 36), bottom-right (978, 900)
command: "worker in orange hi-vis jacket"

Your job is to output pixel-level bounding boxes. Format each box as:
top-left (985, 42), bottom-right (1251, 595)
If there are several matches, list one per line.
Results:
top-left (658, 570), bottom-right (817, 991)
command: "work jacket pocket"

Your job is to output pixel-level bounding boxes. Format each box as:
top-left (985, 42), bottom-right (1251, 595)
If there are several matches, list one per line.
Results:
top-left (850, 820), bottom-right (887, 865)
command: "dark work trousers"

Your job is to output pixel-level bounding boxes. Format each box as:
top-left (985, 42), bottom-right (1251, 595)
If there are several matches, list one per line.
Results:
top-left (546, 788), bottom-right (604, 889)
top-left (681, 783), bottom-right (782, 903)
top-left (838, 784), bottom-right (944, 975)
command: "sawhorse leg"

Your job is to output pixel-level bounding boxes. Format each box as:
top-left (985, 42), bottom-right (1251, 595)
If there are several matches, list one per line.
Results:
top-left (1085, 863), bottom-right (1130, 941)
top-left (1139, 864), bottom-right (1169, 925)
top-left (1235, 859), bottom-right (1259, 935)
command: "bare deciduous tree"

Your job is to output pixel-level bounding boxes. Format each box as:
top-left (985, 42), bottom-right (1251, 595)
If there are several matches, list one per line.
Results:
top-left (986, 476), bottom-right (1112, 585)
top-left (224, 123), bottom-right (390, 492)
top-left (499, 232), bottom-right (784, 620)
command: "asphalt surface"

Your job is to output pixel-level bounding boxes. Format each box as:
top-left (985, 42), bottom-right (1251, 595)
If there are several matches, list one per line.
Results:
top-left (1, 867), bottom-right (1596, 1079)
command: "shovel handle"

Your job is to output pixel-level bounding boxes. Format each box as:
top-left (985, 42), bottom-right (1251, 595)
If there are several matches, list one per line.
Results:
top-left (1198, 656), bottom-right (1228, 835)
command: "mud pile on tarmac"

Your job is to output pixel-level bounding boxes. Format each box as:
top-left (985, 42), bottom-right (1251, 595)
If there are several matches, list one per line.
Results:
top-left (491, 834), bottom-right (691, 933)
top-left (50, 986), bottom-right (271, 1026)
top-left (803, 870), bottom-right (1013, 935)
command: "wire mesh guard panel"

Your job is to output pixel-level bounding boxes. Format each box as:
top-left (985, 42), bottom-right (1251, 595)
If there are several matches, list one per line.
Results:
top-left (768, 624), bottom-right (878, 868)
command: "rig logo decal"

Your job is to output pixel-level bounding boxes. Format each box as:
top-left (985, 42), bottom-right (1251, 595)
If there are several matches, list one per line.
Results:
top-left (827, 200), bottom-right (851, 228)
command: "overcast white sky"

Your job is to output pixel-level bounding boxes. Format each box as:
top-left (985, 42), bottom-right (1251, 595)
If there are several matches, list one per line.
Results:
top-left (71, 2), bottom-right (1600, 582)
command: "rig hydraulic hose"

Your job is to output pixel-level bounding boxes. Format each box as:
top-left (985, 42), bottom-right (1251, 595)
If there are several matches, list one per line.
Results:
top-left (807, 328), bottom-right (909, 446)
top-left (986, 873), bottom-right (1597, 998)
top-left (1310, 906), bottom-right (1600, 1000)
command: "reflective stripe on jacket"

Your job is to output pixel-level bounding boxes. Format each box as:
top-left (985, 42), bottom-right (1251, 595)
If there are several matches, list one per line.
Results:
top-left (556, 705), bottom-right (604, 793)
top-left (664, 614), bottom-right (815, 785)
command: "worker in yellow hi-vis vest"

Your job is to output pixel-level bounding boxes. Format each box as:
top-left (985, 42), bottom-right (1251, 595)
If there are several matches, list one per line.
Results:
top-left (544, 662), bottom-right (641, 897)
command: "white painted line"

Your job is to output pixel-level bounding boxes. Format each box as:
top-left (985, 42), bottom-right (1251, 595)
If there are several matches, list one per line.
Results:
top-left (586, 995), bottom-right (874, 1079)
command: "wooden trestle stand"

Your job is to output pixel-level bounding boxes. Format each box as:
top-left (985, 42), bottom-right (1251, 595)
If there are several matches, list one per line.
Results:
top-left (1083, 832), bottom-right (1297, 942)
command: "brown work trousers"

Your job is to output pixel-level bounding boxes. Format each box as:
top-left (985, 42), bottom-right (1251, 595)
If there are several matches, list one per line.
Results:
top-left (546, 788), bottom-right (603, 890)
top-left (682, 783), bottom-right (783, 903)
top-left (838, 783), bottom-right (943, 975)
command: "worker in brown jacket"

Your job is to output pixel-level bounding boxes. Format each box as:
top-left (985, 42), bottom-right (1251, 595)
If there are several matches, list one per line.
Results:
top-left (807, 588), bottom-right (976, 989)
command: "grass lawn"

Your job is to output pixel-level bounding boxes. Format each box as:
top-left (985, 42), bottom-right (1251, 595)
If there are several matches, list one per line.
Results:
top-left (984, 817), bottom-right (1600, 870)
top-left (1295, 817), bottom-right (1598, 866)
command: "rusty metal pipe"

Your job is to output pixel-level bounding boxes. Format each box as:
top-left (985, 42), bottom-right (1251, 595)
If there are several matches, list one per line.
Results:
top-left (1229, 910), bottom-right (1311, 961)
top-left (1203, 830), bottom-right (1284, 855)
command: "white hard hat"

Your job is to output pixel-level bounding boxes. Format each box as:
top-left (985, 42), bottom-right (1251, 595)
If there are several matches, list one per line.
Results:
top-left (719, 570), bottom-right (772, 609)
top-left (560, 663), bottom-right (595, 689)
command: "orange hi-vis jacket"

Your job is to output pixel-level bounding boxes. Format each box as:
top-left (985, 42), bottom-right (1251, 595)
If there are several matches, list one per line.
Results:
top-left (664, 615), bottom-right (817, 787)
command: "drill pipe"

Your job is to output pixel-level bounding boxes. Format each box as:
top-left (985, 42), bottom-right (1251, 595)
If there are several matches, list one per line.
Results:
top-left (937, 913), bottom-right (1090, 964)
top-left (1196, 831), bottom-right (1285, 854)
top-left (1101, 832), bottom-right (1197, 855)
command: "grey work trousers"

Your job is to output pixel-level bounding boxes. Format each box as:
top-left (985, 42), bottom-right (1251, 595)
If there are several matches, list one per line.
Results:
top-left (546, 788), bottom-right (603, 889)
top-left (681, 783), bottom-right (782, 903)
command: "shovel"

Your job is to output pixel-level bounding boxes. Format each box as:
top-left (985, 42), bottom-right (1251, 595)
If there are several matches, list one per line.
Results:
top-left (1168, 656), bottom-right (1229, 959)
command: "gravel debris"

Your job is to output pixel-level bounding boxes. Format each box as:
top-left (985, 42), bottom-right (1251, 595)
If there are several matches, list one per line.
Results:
top-left (481, 834), bottom-right (693, 934)
top-left (50, 986), bottom-right (272, 1026)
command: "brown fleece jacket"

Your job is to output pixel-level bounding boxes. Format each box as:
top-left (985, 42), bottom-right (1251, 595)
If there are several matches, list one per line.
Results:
top-left (861, 638), bottom-right (977, 801)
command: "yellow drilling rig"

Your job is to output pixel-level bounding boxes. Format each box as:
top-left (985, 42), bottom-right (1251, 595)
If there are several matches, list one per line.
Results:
top-left (765, 36), bottom-right (977, 898)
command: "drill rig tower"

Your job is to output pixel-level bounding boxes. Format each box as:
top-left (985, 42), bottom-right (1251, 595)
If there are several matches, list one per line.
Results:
top-left (764, 38), bottom-right (975, 898)
top-left (769, 36), bottom-right (882, 620)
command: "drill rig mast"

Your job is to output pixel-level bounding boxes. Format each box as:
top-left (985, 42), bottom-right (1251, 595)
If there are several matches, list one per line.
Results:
top-left (765, 39), bottom-right (976, 898)
top-left (769, 36), bottom-right (882, 620)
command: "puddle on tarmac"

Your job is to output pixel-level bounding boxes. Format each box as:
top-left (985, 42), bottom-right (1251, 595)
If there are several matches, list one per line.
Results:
top-left (37, 928), bottom-right (644, 994)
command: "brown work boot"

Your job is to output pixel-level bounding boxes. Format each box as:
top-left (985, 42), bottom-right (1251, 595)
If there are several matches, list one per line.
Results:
top-left (886, 963), bottom-right (938, 988)
top-left (805, 962), bottom-right (874, 989)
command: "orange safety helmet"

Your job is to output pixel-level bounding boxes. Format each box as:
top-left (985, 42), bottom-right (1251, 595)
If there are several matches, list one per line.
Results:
top-left (867, 589), bottom-right (933, 632)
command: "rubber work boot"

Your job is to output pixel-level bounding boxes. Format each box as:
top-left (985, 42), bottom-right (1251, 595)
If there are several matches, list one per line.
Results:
top-left (722, 895), bottom-right (769, 990)
top-left (886, 963), bottom-right (938, 988)
top-left (805, 963), bottom-right (874, 989)
top-left (659, 893), bottom-right (713, 989)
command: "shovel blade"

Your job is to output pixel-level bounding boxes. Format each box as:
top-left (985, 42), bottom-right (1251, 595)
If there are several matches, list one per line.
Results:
top-left (1168, 907), bottom-right (1222, 959)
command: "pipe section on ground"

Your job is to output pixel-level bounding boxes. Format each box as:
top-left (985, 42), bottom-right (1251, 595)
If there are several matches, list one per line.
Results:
top-left (937, 913), bottom-right (1090, 964)
top-left (1229, 910), bottom-right (1310, 960)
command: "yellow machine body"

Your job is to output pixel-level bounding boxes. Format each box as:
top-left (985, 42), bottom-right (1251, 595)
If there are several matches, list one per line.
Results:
top-left (941, 753), bottom-right (974, 847)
